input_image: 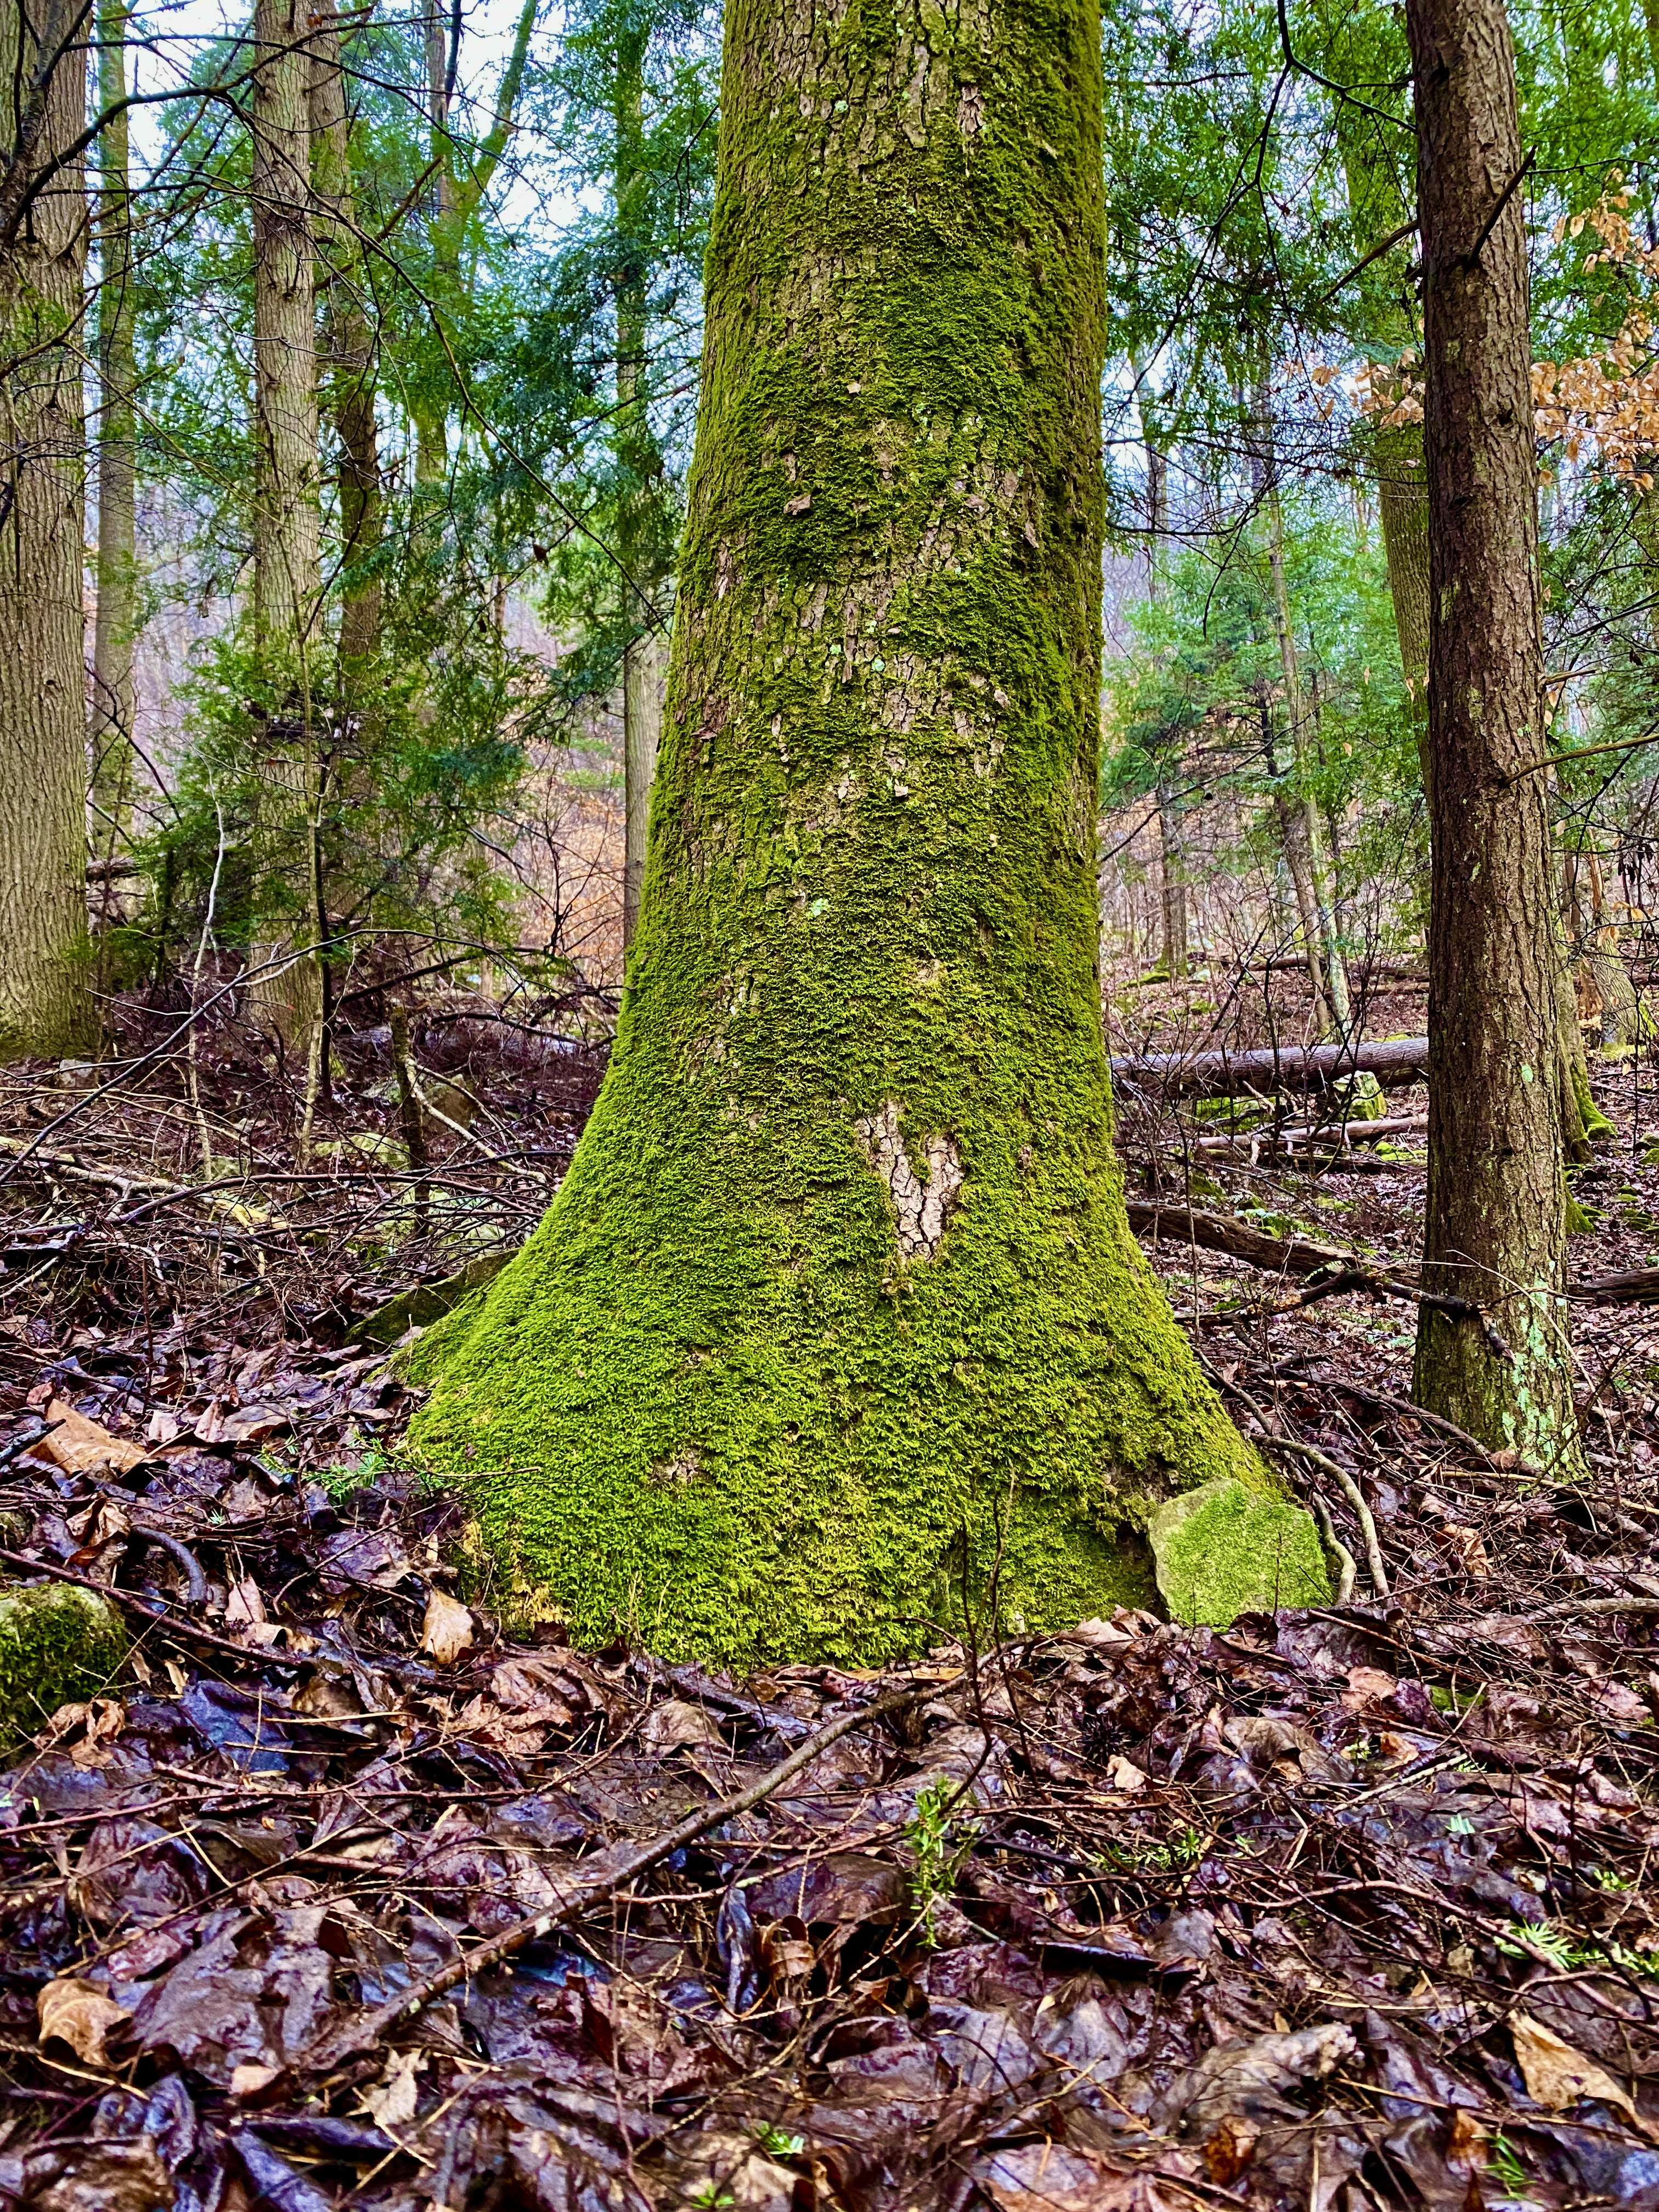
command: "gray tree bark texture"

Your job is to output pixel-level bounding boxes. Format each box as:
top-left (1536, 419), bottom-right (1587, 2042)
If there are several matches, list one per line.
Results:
top-left (249, 0), bottom-right (324, 1044)
top-left (92, 0), bottom-right (138, 862)
top-left (1405, 0), bottom-right (1581, 1470)
top-left (0, 4), bottom-right (92, 1060)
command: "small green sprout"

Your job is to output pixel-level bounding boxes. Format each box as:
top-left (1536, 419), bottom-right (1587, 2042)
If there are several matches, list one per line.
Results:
top-left (906, 1778), bottom-right (980, 1946)
top-left (752, 2125), bottom-right (806, 2159)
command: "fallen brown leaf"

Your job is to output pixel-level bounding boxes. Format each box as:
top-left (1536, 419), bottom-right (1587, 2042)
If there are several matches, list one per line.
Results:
top-left (1511, 2011), bottom-right (1640, 2124)
top-left (421, 1586), bottom-right (474, 1663)
top-left (40, 1398), bottom-right (147, 1476)
top-left (37, 1976), bottom-right (125, 2067)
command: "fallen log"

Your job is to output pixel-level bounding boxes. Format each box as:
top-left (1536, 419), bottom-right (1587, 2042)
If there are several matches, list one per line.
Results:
top-left (1192, 1113), bottom-right (1427, 1158)
top-left (1110, 1038), bottom-right (1429, 1099)
top-left (1125, 1199), bottom-right (1348, 1278)
top-left (1127, 1200), bottom-right (1507, 1351)
top-left (1572, 1267), bottom-right (1659, 1305)
top-left (1128, 1198), bottom-right (1659, 1312)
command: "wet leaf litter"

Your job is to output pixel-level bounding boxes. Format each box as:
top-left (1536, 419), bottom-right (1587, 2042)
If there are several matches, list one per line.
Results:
top-left (2, 1006), bottom-right (1659, 2207)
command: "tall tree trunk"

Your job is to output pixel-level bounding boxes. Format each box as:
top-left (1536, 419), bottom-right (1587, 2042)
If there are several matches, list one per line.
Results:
top-left (623, 627), bottom-right (664, 951)
top-left (1375, 422), bottom-right (1431, 766)
top-left (1327, 9), bottom-right (1432, 787)
top-left (1266, 478), bottom-right (1351, 1036)
top-left (1579, 832), bottom-right (1649, 1050)
top-left (1407, 0), bottom-right (1581, 1470)
top-left (1156, 781), bottom-right (1188, 981)
top-left (0, 1), bottom-right (91, 1059)
top-left (91, 0), bottom-right (137, 868)
top-left (414, 0), bottom-right (454, 489)
top-left (1141, 415), bottom-right (1188, 980)
top-left (614, 19), bottom-right (658, 955)
top-left (310, 0), bottom-right (380, 691)
top-left (1269, 757), bottom-right (1333, 1035)
top-left (408, 0), bottom-right (1287, 1662)
top-left (249, 0), bottom-right (323, 1043)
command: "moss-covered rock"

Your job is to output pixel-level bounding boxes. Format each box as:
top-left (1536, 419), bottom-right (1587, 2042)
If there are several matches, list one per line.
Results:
top-left (0, 1584), bottom-right (126, 1746)
top-left (404, 0), bottom-right (1271, 1666)
top-left (353, 1248), bottom-right (512, 1349)
top-left (1146, 1481), bottom-right (1331, 1627)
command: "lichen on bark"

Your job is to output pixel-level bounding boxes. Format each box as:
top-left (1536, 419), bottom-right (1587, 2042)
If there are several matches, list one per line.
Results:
top-left (407, 0), bottom-right (1270, 1663)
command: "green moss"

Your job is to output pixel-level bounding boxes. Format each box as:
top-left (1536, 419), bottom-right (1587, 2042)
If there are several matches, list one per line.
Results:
top-left (1570, 1049), bottom-right (1615, 1146)
top-left (1147, 1481), bottom-right (1331, 1626)
top-left (0, 1585), bottom-right (126, 1746)
top-left (353, 1248), bottom-right (511, 1348)
top-left (405, 0), bottom-right (1267, 1665)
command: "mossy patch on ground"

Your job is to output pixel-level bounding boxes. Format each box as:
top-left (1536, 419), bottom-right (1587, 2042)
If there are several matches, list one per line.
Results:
top-left (0, 1584), bottom-right (126, 1746)
top-left (1147, 1480), bottom-right (1331, 1626)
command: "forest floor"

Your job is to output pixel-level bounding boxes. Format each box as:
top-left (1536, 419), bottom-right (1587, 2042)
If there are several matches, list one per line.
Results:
top-left (1, 978), bottom-right (1658, 2211)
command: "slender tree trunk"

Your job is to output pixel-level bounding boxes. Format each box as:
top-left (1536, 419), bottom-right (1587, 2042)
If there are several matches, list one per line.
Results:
top-left (623, 627), bottom-right (665, 950)
top-left (1581, 835), bottom-right (1649, 1049)
top-left (1328, 10), bottom-right (1433, 788)
top-left (1157, 782), bottom-right (1188, 981)
top-left (1266, 481), bottom-right (1350, 1035)
top-left (249, 0), bottom-right (323, 1043)
top-left (91, 0), bottom-right (138, 867)
top-left (0, 2), bottom-right (91, 1059)
top-left (1141, 419), bottom-right (1188, 980)
top-left (614, 22), bottom-right (665, 955)
top-left (1406, 0), bottom-right (1581, 1469)
top-left (311, 0), bottom-right (380, 689)
top-left (1375, 422), bottom-right (1431, 765)
top-left (409, 0), bottom-right (1284, 1662)
top-left (414, 1), bottom-right (454, 489)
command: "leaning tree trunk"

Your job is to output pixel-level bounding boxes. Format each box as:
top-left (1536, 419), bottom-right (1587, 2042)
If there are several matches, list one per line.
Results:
top-left (91, 0), bottom-right (138, 867)
top-left (1407, 0), bottom-right (1581, 1470)
top-left (408, 0), bottom-right (1293, 1663)
top-left (248, 0), bottom-right (323, 1045)
top-left (0, 2), bottom-right (92, 1060)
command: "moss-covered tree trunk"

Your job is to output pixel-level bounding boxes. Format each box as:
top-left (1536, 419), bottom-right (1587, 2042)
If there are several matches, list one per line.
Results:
top-left (1406, 0), bottom-right (1582, 1472)
top-left (409, 0), bottom-right (1288, 1663)
top-left (0, 3), bottom-right (92, 1061)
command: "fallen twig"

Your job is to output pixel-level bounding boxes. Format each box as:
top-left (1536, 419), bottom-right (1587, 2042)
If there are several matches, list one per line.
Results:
top-left (1254, 1431), bottom-right (1391, 1598)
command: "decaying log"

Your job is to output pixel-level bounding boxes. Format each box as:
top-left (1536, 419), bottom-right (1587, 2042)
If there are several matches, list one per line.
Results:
top-left (1125, 1199), bottom-right (1349, 1278)
top-left (1110, 1037), bottom-right (1430, 1099)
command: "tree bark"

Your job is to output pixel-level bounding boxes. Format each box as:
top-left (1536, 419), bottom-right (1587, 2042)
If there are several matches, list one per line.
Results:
top-left (615, 19), bottom-right (660, 956)
top-left (91, 0), bottom-right (137, 866)
top-left (249, 0), bottom-right (323, 1043)
top-left (1262, 699), bottom-right (1333, 1032)
top-left (623, 627), bottom-right (665, 950)
top-left (1266, 473), bottom-right (1350, 1036)
top-left (1141, 417), bottom-right (1188, 981)
top-left (1325, 11), bottom-right (1432, 783)
top-left (310, 1), bottom-right (380, 690)
top-left (1156, 781), bottom-right (1188, 981)
top-left (0, 2), bottom-right (92, 1059)
top-left (408, 0), bottom-right (1271, 1662)
top-left (1406, 0), bottom-right (1581, 1470)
